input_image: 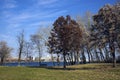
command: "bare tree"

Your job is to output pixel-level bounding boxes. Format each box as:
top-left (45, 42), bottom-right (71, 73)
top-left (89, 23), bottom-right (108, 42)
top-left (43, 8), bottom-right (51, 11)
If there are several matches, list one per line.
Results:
top-left (31, 34), bottom-right (43, 66)
top-left (0, 41), bottom-right (12, 65)
top-left (17, 30), bottom-right (25, 66)
top-left (23, 41), bottom-right (33, 62)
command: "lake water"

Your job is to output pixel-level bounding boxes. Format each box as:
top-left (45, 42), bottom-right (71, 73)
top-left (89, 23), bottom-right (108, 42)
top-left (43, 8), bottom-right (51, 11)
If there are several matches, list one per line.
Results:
top-left (3, 62), bottom-right (64, 67)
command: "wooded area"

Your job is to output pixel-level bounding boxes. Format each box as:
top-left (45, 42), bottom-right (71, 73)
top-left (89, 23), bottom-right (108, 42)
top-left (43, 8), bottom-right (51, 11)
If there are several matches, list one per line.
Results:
top-left (47, 3), bottom-right (120, 68)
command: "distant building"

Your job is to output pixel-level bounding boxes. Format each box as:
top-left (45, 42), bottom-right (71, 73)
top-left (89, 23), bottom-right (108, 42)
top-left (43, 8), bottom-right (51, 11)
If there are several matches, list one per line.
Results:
top-left (34, 57), bottom-right (45, 62)
top-left (5, 58), bottom-right (18, 62)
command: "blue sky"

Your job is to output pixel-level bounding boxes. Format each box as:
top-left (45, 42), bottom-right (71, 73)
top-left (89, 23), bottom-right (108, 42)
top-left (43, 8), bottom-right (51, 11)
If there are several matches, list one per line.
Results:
top-left (0, 0), bottom-right (116, 58)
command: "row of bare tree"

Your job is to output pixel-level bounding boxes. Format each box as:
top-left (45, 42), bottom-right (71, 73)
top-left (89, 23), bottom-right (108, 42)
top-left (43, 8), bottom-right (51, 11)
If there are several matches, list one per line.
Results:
top-left (16, 27), bottom-right (51, 66)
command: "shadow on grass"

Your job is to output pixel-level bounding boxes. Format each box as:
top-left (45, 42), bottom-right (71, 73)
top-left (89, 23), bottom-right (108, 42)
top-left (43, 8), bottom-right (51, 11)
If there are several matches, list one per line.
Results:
top-left (46, 67), bottom-right (98, 71)
top-left (27, 66), bottom-right (48, 68)
top-left (27, 63), bottom-right (120, 70)
top-left (27, 66), bottom-right (97, 70)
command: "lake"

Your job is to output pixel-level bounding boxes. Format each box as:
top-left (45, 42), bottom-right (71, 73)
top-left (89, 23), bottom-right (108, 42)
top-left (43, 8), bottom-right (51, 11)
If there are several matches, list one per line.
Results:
top-left (3, 62), bottom-right (64, 67)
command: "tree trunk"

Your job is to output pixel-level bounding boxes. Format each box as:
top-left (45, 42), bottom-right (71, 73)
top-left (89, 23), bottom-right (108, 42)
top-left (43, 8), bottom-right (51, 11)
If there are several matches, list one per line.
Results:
top-left (82, 49), bottom-right (86, 64)
top-left (67, 54), bottom-right (72, 65)
top-left (38, 48), bottom-right (41, 67)
top-left (76, 50), bottom-right (79, 64)
top-left (99, 48), bottom-right (105, 62)
top-left (51, 53), bottom-right (55, 66)
top-left (112, 52), bottom-right (116, 67)
top-left (95, 48), bottom-right (100, 62)
top-left (86, 49), bottom-right (91, 63)
top-left (18, 48), bottom-right (22, 66)
top-left (63, 53), bottom-right (66, 69)
top-left (110, 44), bottom-right (116, 67)
top-left (63, 50), bottom-right (67, 69)
top-left (66, 54), bottom-right (70, 65)
top-left (89, 49), bottom-right (94, 62)
top-left (39, 54), bottom-right (41, 66)
top-left (70, 52), bottom-right (74, 65)
top-left (104, 46), bottom-right (110, 62)
top-left (74, 51), bottom-right (77, 64)
top-left (0, 57), bottom-right (4, 65)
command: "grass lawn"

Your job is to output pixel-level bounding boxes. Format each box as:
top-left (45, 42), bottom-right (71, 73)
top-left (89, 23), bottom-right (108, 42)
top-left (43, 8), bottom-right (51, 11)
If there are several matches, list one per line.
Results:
top-left (0, 63), bottom-right (120, 80)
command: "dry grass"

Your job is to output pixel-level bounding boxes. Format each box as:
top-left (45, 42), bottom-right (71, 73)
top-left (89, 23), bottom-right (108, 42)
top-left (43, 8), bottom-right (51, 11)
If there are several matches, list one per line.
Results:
top-left (0, 63), bottom-right (120, 80)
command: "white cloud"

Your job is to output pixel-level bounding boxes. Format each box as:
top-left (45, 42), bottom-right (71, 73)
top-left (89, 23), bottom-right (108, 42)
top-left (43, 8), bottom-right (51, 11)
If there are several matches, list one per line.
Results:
top-left (0, 34), bottom-right (16, 46)
top-left (37, 0), bottom-right (58, 5)
top-left (4, 9), bottom-right (67, 26)
top-left (3, 0), bottom-right (17, 9)
top-left (1, 11), bottom-right (13, 18)
top-left (0, 33), bottom-right (18, 57)
top-left (4, 3), bottom-right (16, 8)
top-left (43, 10), bottom-right (67, 18)
top-left (0, 0), bottom-right (68, 58)
top-left (0, 34), bottom-right (10, 39)
top-left (2, 10), bottom-right (66, 38)
top-left (1, 1), bottom-right (67, 48)
top-left (9, 13), bottom-right (34, 23)
top-left (27, 21), bottom-right (52, 26)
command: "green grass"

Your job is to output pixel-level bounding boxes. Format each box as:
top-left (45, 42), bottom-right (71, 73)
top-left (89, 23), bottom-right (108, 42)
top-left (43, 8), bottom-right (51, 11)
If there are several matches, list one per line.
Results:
top-left (0, 63), bottom-right (120, 80)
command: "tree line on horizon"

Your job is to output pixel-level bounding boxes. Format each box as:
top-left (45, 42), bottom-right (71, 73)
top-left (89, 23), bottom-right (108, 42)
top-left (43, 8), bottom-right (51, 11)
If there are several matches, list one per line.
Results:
top-left (0, 3), bottom-right (120, 68)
